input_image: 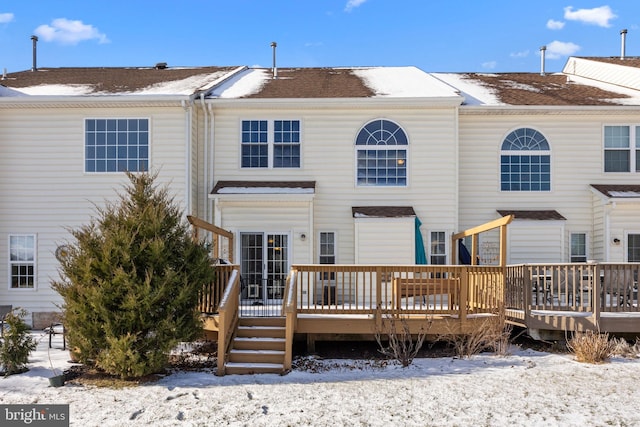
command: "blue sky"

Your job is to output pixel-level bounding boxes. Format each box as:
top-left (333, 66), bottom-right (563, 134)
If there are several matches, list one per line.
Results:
top-left (1, 1), bottom-right (639, 74)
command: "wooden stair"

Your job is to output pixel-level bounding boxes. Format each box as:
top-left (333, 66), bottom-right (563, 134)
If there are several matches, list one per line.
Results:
top-left (225, 317), bottom-right (286, 375)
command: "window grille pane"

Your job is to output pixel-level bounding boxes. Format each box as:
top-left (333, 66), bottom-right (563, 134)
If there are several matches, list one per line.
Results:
top-left (85, 118), bottom-right (149, 172)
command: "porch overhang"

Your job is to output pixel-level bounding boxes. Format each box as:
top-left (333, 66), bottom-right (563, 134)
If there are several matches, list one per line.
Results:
top-left (210, 180), bottom-right (316, 202)
top-left (590, 184), bottom-right (640, 204)
top-left (497, 209), bottom-right (566, 221)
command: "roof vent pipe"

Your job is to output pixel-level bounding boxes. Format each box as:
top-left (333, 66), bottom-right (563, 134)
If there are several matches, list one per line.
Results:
top-left (270, 41), bottom-right (277, 79)
top-left (31, 35), bottom-right (38, 72)
top-left (539, 45), bottom-right (546, 76)
top-left (620, 29), bottom-right (628, 60)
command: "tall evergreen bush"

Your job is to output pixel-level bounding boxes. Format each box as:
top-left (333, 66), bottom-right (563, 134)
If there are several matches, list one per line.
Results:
top-left (52, 172), bottom-right (215, 379)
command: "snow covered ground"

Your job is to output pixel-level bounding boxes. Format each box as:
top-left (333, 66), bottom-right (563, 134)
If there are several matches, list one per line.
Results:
top-left (2, 331), bottom-right (640, 426)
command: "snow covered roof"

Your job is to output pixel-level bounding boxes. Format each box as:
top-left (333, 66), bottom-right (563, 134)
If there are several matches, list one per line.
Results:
top-left (3, 58), bottom-right (640, 105)
top-left (0, 66), bottom-right (242, 96)
top-left (434, 72), bottom-right (639, 106)
top-left (212, 66), bottom-right (461, 99)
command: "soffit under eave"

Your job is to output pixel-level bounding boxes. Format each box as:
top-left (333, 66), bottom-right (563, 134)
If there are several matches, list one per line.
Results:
top-left (0, 99), bottom-right (186, 109)
top-left (206, 96), bottom-right (464, 110)
top-left (458, 106), bottom-right (640, 115)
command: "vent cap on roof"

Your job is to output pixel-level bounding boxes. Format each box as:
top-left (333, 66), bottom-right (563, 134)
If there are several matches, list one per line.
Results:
top-left (155, 62), bottom-right (168, 70)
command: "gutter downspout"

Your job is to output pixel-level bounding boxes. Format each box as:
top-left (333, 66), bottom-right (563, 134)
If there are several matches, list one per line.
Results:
top-left (208, 102), bottom-right (215, 224)
top-left (200, 94), bottom-right (209, 223)
top-left (182, 99), bottom-right (192, 216)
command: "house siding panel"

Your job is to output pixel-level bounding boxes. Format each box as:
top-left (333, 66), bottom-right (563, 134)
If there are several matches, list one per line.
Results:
top-left (211, 106), bottom-right (459, 265)
top-left (458, 111), bottom-right (640, 263)
top-left (0, 106), bottom-right (188, 323)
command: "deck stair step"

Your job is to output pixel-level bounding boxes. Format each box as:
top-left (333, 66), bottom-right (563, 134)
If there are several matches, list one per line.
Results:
top-left (225, 317), bottom-right (287, 375)
top-left (224, 362), bottom-right (285, 375)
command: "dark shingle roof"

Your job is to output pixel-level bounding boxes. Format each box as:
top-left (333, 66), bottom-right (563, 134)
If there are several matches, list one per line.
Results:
top-left (497, 210), bottom-right (566, 220)
top-left (352, 206), bottom-right (416, 218)
top-left (211, 181), bottom-right (316, 194)
top-left (1, 66), bottom-right (239, 94)
top-left (591, 184), bottom-right (640, 198)
top-left (461, 73), bottom-right (629, 106)
top-left (243, 68), bottom-right (376, 98)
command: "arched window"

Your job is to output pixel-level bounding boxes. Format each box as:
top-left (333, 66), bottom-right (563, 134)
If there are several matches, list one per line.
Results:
top-left (500, 128), bottom-right (550, 191)
top-left (355, 119), bottom-right (408, 186)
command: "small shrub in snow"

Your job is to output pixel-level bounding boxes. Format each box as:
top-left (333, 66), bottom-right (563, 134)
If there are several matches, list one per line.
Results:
top-left (374, 308), bottom-right (431, 367)
top-left (0, 309), bottom-right (37, 375)
top-left (567, 330), bottom-right (613, 364)
top-left (438, 308), bottom-right (512, 359)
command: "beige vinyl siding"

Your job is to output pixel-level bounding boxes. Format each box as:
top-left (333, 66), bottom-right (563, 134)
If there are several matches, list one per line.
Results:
top-left (592, 193), bottom-right (607, 261)
top-left (458, 110), bottom-right (640, 263)
top-left (218, 201), bottom-right (312, 265)
top-left (0, 106), bottom-right (188, 321)
top-left (607, 203), bottom-right (640, 262)
top-left (210, 105), bottom-right (458, 265)
top-left (508, 222), bottom-right (565, 264)
top-left (354, 218), bottom-right (414, 264)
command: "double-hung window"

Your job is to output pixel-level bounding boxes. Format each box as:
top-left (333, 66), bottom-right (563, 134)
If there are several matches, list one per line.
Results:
top-left (9, 235), bottom-right (36, 289)
top-left (319, 232), bottom-right (336, 280)
top-left (604, 125), bottom-right (640, 172)
top-left (85, 119), bottom-right (149, 172)
top-left (241, 120), bottom-right (300, 168)
top-left (356, 119), bottom-right (408, 186)
top-left (430, 231), bottom-right (446, 265)
top-left (570, 233), bottom-right (587, 263)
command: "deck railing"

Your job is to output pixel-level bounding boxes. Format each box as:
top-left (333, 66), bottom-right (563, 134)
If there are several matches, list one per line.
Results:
top-left (290, 264), bottom-right (504, 317)
top-left (215, 269), bottom-right (240, 376)
top-left (198, 264), bottom-right (238, 314)
top-left (505, 263), bottom-right (640, 315)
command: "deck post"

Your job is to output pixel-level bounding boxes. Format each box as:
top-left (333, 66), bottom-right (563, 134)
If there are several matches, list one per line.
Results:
top-left (523, 265), bottom-right (531, 319)
top-left (459, 267), bottom-right (468, 326)
top-left (592, 263), bottom-right (601, 326)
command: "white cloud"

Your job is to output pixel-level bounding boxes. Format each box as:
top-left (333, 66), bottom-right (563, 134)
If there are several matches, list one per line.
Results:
top-left (345, 0), bottom-right (367, 12)
top-left (304, 42), bottom-right (324, 47)
top-left (510, 50), bottom-right (530, 58)
top-left (34, 18), bottom-right (109, 45)
top-left (544, 40), bottom-right (581, 59)
top-left (481, 61), bottom-right (497, 70)
top-left (546, 19), bottom-right (565, 30)
top-left (0, 12), bottom-right (14, 23)
top-left (564, 6), bottom-right (617, 27)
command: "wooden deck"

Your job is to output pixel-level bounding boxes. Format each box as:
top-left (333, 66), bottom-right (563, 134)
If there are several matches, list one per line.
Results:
top-left (201, 262), bottom-right (640, 374)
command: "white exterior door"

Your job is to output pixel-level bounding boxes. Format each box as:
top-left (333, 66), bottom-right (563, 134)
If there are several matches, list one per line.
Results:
top-left (240, 232), bottom-right (289, 304)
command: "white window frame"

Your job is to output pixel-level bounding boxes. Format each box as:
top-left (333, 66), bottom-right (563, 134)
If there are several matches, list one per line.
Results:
top-left (8, 234), bottom-right (37, 290)
top-left (626, 232), bottom-right (640, 262)
top-left (319, 231), bottom-right (337, 265)
top-left (499, 127), bottom-right (551, 192)
top-left (354, 119), bottom-right (409, 188)
top-left (240, 119), bottom-right (301, 169)
top-left (429, 231), bottom-right (447, 265)
top-left (319, 231), bottom-right (337, 280)
top-left (569, 232), bottom-right (588, 263)
top-left (84, 118), bottom-right (150, 173)
top-left (603, 125), bottom-right (637, 173)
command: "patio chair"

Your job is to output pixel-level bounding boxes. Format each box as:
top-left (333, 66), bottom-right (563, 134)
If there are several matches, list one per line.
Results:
top-left (603, 268), bottom-right (636, 307)
top-left (0, 305), bottom-right (12, 337)
top-left (552, 269), bottom-right (583, 305)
